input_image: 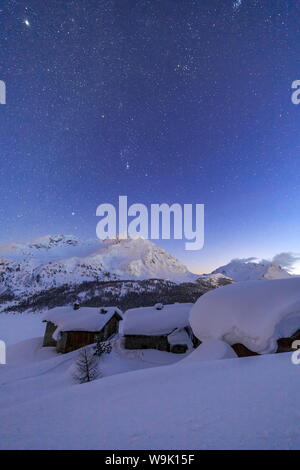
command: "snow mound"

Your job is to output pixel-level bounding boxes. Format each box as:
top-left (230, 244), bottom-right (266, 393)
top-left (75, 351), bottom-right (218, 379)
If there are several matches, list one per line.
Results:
top-left (212, 258), bottom-right (291, 281)
top-left (7, 337), bottom-right (56, 365)
top-left (189, 277), bottom-right (300, 354)
top-left (181, 339), bottom-right (237, 363)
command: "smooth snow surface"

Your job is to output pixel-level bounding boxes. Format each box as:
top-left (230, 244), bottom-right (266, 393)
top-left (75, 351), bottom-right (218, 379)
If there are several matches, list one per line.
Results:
top-left (181, 339), bottom-right (237, 363)
top-left (190, 278), bottom-right (300, 353)
top-left (0, 313), bottom-right (44, 345)
top-left (1, 346), bottom-right (300, 449)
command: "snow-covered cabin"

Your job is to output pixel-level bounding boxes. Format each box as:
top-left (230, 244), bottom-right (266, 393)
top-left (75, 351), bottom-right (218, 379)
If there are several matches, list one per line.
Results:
top-left (43, 306), bottom-right (123, 353)
top-left (189, 277), bottom-right (300, 356)
top-left (121, 303), bottom-right (197, 354)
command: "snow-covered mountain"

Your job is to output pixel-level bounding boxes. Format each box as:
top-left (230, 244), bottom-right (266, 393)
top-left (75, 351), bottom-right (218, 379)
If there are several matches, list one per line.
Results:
top-left (0, 235), bottom-right (197, 298)
top-left (211, 258), bottom-right (291, 282)
top-left (0, 234), bottom-right (235, 313)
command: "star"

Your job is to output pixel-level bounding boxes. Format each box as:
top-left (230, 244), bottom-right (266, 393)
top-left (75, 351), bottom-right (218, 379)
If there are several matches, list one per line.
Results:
top-left (23, 19), bottom-right (30, 27)
top-left (233, 0), bottom-right (242, 11)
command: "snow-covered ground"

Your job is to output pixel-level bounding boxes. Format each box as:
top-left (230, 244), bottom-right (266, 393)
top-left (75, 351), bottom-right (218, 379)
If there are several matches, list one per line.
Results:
top-left (1, 339), bottom-right (300, 449)
top-left (2, 278), bottom-right (300, 449)
top-left (0, 313), bottom-right (44, 345)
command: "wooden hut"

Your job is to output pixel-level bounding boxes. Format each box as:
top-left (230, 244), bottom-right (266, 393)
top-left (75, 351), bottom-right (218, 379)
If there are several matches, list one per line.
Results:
top-left (43, 306), bottom-right (123, 354)
top-left (232, 329), bottom-right (300, 358)
top-left (122, 303), bottom-right (196, 354)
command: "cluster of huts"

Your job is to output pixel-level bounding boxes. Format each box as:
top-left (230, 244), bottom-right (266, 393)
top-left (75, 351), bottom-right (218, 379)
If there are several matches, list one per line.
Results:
top-left (43, 288), bottom-right (300, 358)
top-left (43, 302), bottom-right (199, 354)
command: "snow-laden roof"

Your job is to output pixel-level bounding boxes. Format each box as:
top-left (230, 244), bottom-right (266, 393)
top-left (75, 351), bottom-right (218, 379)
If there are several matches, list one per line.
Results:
top-left (122, 303), bottom-right (193, 336)
top-left (189, 277), bottom-right (300, 354)
top-left (43, 306), bottom-right (122, 339)
top-left (167, 328), bottom-right (193, 347)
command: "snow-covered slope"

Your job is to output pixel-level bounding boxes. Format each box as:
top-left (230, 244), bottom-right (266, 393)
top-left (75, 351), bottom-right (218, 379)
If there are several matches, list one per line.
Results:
top-left (1, 341), bottom-right (300, 449)
top-left (0, 235), bottom-right (196, 298)
top-left (196, 272), bottom-right (234, 287)
top-left (180, 339), bottom-right (237, 363)
top-left (0, 234), bottom-right (88, 261)
top-left (212, 258), bottom-right (291, 281)
top-left (0, 314), bottom-right (44, 345)
top-left (190, 277), bottom-right (300, 354)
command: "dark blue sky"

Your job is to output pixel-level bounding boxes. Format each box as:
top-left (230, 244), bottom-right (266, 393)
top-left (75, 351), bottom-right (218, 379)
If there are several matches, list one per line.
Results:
top-left (1, 0), bottom-right (300, 273)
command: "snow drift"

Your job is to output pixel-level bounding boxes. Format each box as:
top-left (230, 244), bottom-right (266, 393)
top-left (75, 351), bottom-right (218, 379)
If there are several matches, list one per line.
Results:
top-left (180, 339), bottom-right (237, 363)
top-left (1, 348), bottom-right (300, 449)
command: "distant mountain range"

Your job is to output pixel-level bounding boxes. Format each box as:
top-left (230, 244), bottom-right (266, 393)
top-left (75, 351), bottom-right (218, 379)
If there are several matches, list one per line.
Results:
top-left (0, 235), bottom-right (292, 313)
top-left (212, 258), bottom-right (291, 282)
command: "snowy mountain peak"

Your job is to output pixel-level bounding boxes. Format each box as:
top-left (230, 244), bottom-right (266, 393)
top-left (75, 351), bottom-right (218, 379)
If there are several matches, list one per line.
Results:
top-left (212, 258), bottom-right (291, 282)
top-left (0, 234), bottom-right (81, 260)
top-left (28, 234), bottom-right (80, 249)
top-left (0, 235), bottom-right (196, 299)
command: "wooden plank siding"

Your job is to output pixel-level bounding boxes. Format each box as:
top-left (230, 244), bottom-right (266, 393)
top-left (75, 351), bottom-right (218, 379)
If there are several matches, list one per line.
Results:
top-left (58, 331), bottom-right (97, 354)
top-left (124, 334), bottom-right (170, 352)
top-left (42, 321), bottom-right (57, 347)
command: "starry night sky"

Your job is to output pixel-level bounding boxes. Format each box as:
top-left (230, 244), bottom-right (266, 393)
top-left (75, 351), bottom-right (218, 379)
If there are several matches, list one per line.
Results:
top-left (1, 0), bottom-right (300, 273)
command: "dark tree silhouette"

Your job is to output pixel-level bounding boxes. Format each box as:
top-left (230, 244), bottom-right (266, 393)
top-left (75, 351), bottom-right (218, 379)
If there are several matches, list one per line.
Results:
top-left (94, 339), bottom-right (112, 357)
top-left (73, 347), bottom-right (100, 383)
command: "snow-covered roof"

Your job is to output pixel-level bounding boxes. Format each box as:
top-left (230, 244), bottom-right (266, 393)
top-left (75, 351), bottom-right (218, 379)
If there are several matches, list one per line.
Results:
top-left (43, 306), bottom-right (122, 339)
top-left (122, 303), bottom-right (193, 336)
top-left (189, 277), bottom-right (300, 354)
top-left (167, 328), bottom-right (192, 347)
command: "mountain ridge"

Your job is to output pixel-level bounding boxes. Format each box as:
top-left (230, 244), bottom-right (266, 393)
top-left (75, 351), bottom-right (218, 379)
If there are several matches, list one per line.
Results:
top-left (0, 234), bottom-right (292, 313)
top-left (212, 258), bottom-right (291, 282)
top-left (0, 234), bottom-right (233, 313)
